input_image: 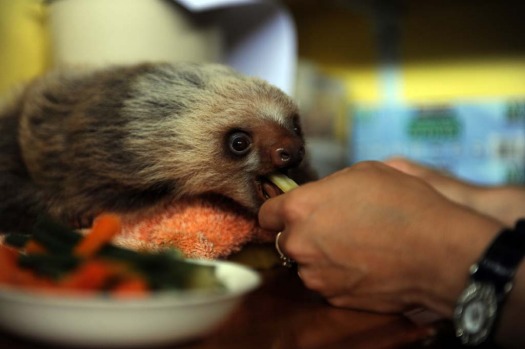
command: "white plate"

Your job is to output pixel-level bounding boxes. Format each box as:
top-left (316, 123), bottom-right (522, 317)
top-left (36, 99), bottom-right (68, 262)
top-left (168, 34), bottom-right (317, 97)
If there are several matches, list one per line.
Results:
top-left (0, 260), bottom-right (260, 347)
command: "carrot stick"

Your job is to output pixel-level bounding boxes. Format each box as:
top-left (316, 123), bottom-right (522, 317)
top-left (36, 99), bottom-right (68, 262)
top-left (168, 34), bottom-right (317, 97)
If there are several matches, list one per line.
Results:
top-left (112, 277), bottom-right (149, 296)
top-left (74, 213), bottom-right (122, 258)
top-left (60, 259), bottom-right (116, 290)
top-left (24, 240), bottom-right (47, 254)
top-left (13, 270), bottom-right (56, 290)
top-left (0, 245), bottom-right (19, 284)
top-left (0, 246), bottom-right (56, 289)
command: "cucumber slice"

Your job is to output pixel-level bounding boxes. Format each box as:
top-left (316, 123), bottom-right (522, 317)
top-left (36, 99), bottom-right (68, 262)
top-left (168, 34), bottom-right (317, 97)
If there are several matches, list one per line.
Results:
top-left (267, 174), bottom-right (298, 193)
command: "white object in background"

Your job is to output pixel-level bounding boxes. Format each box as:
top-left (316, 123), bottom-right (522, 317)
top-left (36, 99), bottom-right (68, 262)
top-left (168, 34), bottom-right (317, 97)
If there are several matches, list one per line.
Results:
top-left (48, 0), bottom-right (297, 95)
top-left (177, 0), bottom-right (297, 94)
top-left (177, 0), bottom-right (261, 11)
top-left (48, 0), bottom-right (223, 68)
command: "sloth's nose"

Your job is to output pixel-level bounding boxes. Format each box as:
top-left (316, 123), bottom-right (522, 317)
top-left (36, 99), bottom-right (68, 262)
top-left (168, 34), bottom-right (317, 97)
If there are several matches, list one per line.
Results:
top-left (271, 142), bottom-right (305, 168)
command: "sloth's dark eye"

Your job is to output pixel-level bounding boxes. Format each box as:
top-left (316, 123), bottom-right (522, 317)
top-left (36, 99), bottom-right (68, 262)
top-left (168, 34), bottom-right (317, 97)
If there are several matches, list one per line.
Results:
top-left (228, 131), bottom-right (252, 156)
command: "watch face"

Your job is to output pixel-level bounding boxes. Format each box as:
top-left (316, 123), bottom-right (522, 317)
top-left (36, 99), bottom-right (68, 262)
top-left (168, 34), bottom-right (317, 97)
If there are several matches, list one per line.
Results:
top-left (462, 300), bottom-right (488, 333)
top-left (454, 281), bottom-right (497, 345)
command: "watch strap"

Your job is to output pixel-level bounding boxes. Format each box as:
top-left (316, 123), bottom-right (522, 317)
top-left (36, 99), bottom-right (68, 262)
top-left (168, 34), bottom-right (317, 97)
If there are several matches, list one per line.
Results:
top-left (471, 219), bottom-right (525, 300)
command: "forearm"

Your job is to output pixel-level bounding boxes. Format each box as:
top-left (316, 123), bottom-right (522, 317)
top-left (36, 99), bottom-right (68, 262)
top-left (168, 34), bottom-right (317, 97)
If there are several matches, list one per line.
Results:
top-left (474, 186), bottom-right (525, 226)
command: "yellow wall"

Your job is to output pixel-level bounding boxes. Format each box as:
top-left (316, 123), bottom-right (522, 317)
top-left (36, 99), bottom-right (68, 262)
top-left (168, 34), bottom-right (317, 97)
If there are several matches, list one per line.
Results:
top-left (0, 0), bottom-right (49, 96)
top-left (291, 0), bottom-right (525, 105)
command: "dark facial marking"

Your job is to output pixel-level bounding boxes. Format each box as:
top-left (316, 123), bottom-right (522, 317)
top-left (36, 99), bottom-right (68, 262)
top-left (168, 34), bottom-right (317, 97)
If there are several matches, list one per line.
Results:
top-left (292, 114), bottom-right (303, 137)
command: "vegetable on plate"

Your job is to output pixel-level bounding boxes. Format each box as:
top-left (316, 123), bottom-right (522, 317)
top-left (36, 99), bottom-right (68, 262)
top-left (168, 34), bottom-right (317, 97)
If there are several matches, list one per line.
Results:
top-left (1, 214), bottom-right (224, 296)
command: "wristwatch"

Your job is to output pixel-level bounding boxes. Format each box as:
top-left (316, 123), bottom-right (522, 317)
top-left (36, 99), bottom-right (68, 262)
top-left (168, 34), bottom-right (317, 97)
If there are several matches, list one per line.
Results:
top-left (453, 219), bottom-right (525, 346)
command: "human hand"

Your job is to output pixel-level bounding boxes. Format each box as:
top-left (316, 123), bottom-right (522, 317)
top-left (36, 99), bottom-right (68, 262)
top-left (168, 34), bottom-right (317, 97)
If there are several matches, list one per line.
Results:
top-left (384, 157), bottom-right (525, 226)
top-left (259, 161), bottom-right (503, 316)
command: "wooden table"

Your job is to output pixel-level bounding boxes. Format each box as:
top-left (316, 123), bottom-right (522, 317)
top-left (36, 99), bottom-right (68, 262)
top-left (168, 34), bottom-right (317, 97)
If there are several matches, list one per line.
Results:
top-left (0, 266), bottom-right (463, 349)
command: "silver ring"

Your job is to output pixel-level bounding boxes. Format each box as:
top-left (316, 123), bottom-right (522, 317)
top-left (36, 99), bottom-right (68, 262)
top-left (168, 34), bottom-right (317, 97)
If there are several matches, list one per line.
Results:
top-left (275, 232), bottom-right (295, 268)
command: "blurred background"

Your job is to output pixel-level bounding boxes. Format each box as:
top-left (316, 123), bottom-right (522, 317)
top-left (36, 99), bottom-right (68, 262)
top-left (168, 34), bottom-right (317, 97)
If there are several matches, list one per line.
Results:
top-left (1, 0), bottom-right (524, 184)
top-left (286, 0), bottom-right (525, 183)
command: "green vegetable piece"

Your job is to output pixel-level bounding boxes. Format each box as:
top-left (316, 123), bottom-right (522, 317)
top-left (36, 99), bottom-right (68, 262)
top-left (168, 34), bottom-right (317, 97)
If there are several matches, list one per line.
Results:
top-left (3, 233), bottom-right (31, 248)
top-left (18, 254), bottom-right (80, 279)
top-left (267, 173), bottom-right (299, 193)
top-left (184, 263), bottom-right (223, 290)
top-left (29, 215), bottom-right (84, 254)
top-left (33, 215), bottom-right (82, 246)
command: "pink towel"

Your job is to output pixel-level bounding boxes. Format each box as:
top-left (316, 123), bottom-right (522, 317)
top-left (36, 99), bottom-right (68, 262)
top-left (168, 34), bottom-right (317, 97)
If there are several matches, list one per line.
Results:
top-left (113, 195), bottom-right (275, 259)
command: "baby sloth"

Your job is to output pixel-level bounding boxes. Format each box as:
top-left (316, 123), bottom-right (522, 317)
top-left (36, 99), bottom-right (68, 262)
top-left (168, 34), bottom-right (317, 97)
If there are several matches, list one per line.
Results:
top-left (0, 62), bottom-right (316, 232)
